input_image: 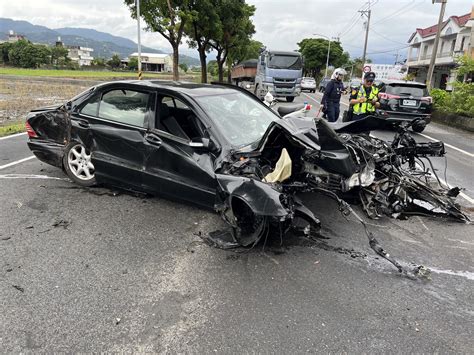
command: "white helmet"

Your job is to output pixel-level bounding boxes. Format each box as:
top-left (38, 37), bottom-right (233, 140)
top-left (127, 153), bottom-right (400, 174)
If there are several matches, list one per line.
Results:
top-left (331, 68), bottom-right (347, 80)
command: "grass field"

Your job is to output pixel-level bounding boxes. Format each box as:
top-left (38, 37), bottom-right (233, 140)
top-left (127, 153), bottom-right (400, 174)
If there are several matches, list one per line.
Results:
top-left (0, 122), bottom-right (24, 137)
top-left (0, 67), bottom-right (199, 80)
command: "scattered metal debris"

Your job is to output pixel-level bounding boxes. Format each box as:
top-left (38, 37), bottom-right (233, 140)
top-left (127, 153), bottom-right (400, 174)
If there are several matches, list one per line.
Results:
top-left (12, 285), bottom-right (24, 292)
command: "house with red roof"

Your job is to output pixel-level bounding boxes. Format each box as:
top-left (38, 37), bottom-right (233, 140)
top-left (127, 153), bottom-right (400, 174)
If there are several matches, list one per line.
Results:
top-left (406, 10), bottom-right (472, 89)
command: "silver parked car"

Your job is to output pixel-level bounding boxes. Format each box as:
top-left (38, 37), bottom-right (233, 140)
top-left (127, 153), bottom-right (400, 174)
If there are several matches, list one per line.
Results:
top-left (301, 77), bottom-right (316, 93)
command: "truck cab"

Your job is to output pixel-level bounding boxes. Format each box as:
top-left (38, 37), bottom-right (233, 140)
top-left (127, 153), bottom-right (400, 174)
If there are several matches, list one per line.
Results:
top-left (254, 50), bottom-right (303, 102)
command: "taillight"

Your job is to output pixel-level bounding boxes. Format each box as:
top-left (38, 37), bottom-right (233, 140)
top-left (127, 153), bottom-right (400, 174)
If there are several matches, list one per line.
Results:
top-left (421, 96), bottom-right (432, 104)
top-left (25, 122), bottom-right (38, 138)
top-left (379, 93), bottom-right (400, 100)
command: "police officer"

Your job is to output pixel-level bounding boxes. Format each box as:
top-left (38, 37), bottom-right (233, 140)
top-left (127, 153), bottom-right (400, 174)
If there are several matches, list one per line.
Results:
top-left (321, 68), bottom-right (347, 122)
top-left (349, 71), bottom-right (380, 120)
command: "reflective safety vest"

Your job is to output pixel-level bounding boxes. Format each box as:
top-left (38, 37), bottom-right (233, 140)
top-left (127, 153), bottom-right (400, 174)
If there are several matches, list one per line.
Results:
top-left (352, 85), bottom-right (379, 114)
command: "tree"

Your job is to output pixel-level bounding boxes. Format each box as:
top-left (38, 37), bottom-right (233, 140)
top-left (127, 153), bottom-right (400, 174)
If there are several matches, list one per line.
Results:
top-left (298, 38), bottom-right (349, 79)
top-left (228, 39), bottom-right (263, 65)
top-left (51, 46), bottom-right (68, 65)
top-left (127, 57), bottom-right (139, 70)
top-left (0, 42), bottom-right (13, 64)
top-left (185, 0), bottom-right (221, 83)
top-left (8, 40), bottom-right (51, 68)
top-left (210, 0), bottom-right (255, 82)
top-left (207, 60), bottom-right (218, 77)
top-left (92, 57), bottom-right (106, 67)
top-left (178, 63), bottom-right (188, 72)
top-left (107, 54), bottom-right (121, 69)
top-left (347, 57), bottom-right (372, 79)
top-left (124, 0), bottom-right (194, 81)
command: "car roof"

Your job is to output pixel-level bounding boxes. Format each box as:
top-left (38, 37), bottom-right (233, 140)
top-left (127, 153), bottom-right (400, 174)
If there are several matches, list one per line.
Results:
top-left (379, 79), bottom-right (427, 87)
top-left (95, 80), bottom-right (239, 97)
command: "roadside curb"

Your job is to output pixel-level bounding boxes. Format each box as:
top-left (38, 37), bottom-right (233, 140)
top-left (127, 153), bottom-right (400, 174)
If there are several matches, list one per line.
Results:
top-left (431, 110), bottom-right (474, 133)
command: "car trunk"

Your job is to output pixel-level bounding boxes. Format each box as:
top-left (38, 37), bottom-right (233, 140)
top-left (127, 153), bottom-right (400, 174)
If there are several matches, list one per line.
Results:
top-left (384, 84), bottom-right (430, 114)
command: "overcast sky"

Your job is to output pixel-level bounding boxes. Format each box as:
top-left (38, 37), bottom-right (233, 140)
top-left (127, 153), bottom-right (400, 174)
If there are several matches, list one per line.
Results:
top-left (1, 0), bottom-right (472, 62)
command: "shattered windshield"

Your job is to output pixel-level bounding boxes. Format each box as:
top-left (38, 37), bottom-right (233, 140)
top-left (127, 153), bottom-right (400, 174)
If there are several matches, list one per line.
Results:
top-left (195, 91), bottom-right (278, 147)
top-left (268, 54), bottom-right (302, 70)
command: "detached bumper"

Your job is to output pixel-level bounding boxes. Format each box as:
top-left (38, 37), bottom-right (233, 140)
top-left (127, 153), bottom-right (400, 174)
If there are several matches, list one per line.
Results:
top-left (27, 139), bottom-right (64, 168)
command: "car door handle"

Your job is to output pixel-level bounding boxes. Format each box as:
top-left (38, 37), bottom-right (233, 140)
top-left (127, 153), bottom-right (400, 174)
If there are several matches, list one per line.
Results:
top-left (77, 119), bottom-right (89, 128)
top-left (145, 133), bottom-right (162, 146)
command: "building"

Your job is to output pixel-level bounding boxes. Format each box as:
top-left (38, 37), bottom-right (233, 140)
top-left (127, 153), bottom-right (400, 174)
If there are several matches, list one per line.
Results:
top-left (406, 11), bottom-right (472, 89)
top-left (66, 45), bottom-right (94, 66)
top-left (123, 52), bottom-right (173, 72)
top-left (7, 30), bottom-right (25, 43)
top-left (362, 63), bottom-right (408, 81)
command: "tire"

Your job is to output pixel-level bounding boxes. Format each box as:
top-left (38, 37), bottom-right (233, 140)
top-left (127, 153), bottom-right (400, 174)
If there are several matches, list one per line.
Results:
top-left (63, 142), bottom-right (96, 187)
top-left (412, 125), bottom-right (425, 133)
top-left (286, 96), bottom-right (295, 102)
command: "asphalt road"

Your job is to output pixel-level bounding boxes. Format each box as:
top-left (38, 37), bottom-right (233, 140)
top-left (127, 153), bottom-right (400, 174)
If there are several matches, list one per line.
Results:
top-left (1, 101), bottom-right (473, 352)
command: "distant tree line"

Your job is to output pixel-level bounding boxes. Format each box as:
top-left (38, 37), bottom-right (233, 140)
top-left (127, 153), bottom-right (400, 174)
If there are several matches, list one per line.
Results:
top-left (0, 41), bottom-right (136, 71)
top-left (0, 39), bottom-right (70, 68)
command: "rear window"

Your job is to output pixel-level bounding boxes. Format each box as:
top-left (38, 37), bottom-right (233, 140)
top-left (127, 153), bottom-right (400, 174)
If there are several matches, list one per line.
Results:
top-left (385, 84), bottom-right (428, 97)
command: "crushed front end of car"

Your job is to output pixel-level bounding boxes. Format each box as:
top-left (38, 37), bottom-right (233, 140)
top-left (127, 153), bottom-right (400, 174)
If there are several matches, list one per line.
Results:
top-left (204, 115), bottom-right (468, 278)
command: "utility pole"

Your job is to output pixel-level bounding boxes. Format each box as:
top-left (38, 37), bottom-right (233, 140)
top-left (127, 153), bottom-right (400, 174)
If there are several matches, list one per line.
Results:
top-left (325, 40), bottom-right (331, 78)
top-left (136, 0), bottom-right (142, 80)
top-left (426, 0), bottom-right (447, 89)
top-left (359, 1), bottom-right (371, 67)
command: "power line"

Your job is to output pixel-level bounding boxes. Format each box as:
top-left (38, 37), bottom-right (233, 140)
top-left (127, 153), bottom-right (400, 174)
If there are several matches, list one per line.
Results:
top-left (369, 28), bottom-right (407, 45)
top-left (366, 45), bottom-right (410, 55)
top-left (372, 0), bottom-right (422, 27)
top-left (339, 1), bottom-right (370, 38)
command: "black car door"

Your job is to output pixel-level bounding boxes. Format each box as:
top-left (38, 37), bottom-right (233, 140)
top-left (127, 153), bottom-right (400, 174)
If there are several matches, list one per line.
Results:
top-left (141, 93), bottom-right (217, 208)
top-left (73, 86), bottom-right (155, 190)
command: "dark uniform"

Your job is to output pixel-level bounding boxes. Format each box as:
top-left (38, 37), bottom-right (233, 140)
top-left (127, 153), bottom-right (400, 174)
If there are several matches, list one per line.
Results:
top-left (349, 72), bottom-right (379, 120)
top-left (321, 79), bottom-right (345, 122)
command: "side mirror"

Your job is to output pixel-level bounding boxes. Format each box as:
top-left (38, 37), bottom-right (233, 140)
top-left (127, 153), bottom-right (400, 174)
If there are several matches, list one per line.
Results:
top-left (189, 137), bottom-right (217, 152)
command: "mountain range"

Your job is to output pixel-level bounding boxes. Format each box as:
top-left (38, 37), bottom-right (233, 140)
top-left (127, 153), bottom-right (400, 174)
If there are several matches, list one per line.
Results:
top-left (0, 18), bottom-right (200, 66)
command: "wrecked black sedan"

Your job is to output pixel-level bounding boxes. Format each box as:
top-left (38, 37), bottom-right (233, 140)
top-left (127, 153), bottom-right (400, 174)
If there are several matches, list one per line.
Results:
top-left (26, 81), bottom-right (324, 242)
top-left (26, 81), bottom-right (469, 276)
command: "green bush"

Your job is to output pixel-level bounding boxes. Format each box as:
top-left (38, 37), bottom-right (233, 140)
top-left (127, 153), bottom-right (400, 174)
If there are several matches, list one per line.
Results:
top-left (450, 82), bottom-right (474, 117)
top-left (430, 88), bottom-right (448, 107)
top-left (431, 84), bottom-right (474, 118)
top-left (430, 55), bottom-right (474, 118)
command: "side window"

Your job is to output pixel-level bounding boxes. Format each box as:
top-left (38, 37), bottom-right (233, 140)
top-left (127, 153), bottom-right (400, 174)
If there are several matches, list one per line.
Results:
top-left (156, 96), bottom-right (205, 141)
top-left (98, 89), bottom-right (149, 127)
top-left (79, 95), bottom-right (100, 116)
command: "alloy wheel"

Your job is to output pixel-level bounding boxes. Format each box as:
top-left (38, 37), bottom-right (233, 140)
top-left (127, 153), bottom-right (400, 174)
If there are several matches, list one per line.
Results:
top-left (67, 144), bottom-right (95, 181)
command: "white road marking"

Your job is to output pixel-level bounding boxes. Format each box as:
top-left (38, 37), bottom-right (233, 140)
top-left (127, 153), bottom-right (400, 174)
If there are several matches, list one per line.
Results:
top-left (415, 132), bottom-right (474, 158)
top-left (428, 267), bottom-right (474, 281)
top-left (436, 176), bottom-right (474, 205)
top-left (0, 174), bottom-right (68, 181)
top-left (447, 238), bottom-right (474, 246)
top-left (416, 216), bottom-right (429, 231)
top-left (0, 156), bottom-right (36, 171)
top-left (0, 132), bottom-right (27, 141)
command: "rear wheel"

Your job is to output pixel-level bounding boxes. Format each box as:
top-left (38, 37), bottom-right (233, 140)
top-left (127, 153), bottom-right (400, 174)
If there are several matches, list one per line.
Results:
top-left (63, 142), bottom-right (96, 187)
top-left (286, 96), bottom-right (295, 102)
